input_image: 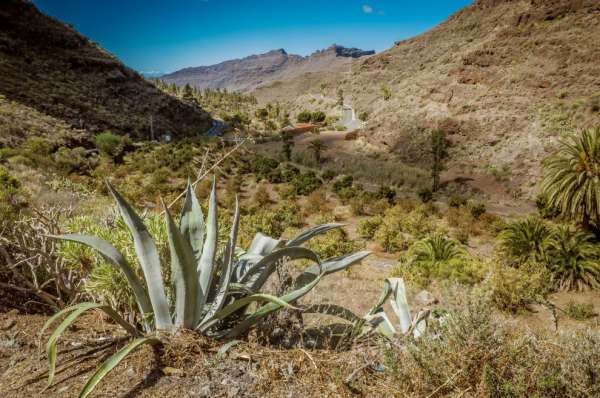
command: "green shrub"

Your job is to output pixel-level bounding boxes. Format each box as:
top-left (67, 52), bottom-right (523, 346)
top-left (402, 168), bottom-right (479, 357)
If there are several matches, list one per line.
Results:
top-left (449, 195), bottom-right (467, 208)
top-left (297, 110), bottom-right (312, 123)
top-left (418, 188), bottom-right (433, 203)
top-left (53, 146), bottom-right (93, 174)
top-left (0, 166), bottom-right (27, 221)
top-left (290, 171), bottom-right (322, 195)
top-left (358, 216), bottom-right (383, 239)
top-left (311, 111), bottom-right (326, 123)
top-left (253, 184), bottom-right (271, 207)
top-left (333, 175), bottom-right (353, 193)
top-left (481, 261), bottom-right (552, 313)
top-left (95, 132), bottom-right (130, 161)
top-left (469, 202), bottom-right (487, 219)
top-left (376, 185), bottom-right (396, 204)
top-left (321, 169), bottom-right (336, 181)
top-left (305, 229), bottom-right (362, 260)
top-left (565, 302), bottom-right (595, 321)
top-left (349, 196), bottom-right (366, 216)
top-left (252, 154), bottom-right (280, 181)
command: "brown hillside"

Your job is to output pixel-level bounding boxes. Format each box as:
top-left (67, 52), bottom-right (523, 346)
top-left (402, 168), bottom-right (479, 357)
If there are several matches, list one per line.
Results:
top-left (254, 0), bottom-right (600, 195)
top-left (0, 0), bottom-right (211, 146)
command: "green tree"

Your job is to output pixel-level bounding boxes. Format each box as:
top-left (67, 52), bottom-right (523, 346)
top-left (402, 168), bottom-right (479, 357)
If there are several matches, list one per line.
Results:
top-left (281, 132), bottom-right (294, 161)
top-left (431, 129), bottom-right (448, 192)
top-left (542, 127), bottom-right (600, 230)
top-left (182, 83), bottom-right (195, 103)
top-left (308, 139), bottom-right (327, 164)
top-left (337, 88), bottom-right (344, 106)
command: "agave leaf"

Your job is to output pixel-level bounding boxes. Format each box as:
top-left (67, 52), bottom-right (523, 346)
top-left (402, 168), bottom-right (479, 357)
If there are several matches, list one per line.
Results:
top-left (164, 201), bottom-right (199, 328)
top-left (298, 304), bottom-right (361, 323)
top-left (367, 279), bottom-right (392, 316)
top-left (226, 273), bottom-right (323, 338)
top-left (285, 223), bottom-right (345, 247)
top-left (107, 182), bottom-right (172, 330)
top-left (197, 197), bottom-right (240, 327)
top-left (199, 293), bottom-right (299, 332)
top-left (241, 247), bottom-right (320, 292)
top-left (294, 251), bottom-right (371, 288)
top-left (247, 232), bottom-right (280, 255)
top-left (46, 302), bottom-right (138, 386)
top-left (197, 177), bottom-right (218, 309)
top-left (180, 180), bottom-right (205, 263)
top-left (49, 234), bottom-right (153, 330)
top-left (364, 312), bottom-right (397, 339)
top-left (79, 337), bottom-right (160, 398)
top-left (388, 278), bottom-right (412, 333)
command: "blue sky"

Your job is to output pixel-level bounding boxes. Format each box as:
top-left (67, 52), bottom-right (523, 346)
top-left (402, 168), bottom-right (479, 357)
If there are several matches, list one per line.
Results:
top-left (33, 0), bottom-right (472, 74)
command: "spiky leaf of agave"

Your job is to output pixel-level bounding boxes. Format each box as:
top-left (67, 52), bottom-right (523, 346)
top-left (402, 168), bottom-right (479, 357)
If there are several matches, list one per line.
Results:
top-left (180, 180), bottom-right (205, 263)
top-left (79, 337), bottom-right (160, 398)
top-left (388, 278), bottom-right (412, 334)
top-left (197, 177), bottom-right (218, 313)
top-left (107, 183), bottom-right (172, 330)
top-left (164, 201), bottom-right (198, 328)
top-left (43, 302), bottom-right (138, 387)
top-left (49, 234), bottom-right (153, 330)
top-left (198, 196), bottom-right (241, 328)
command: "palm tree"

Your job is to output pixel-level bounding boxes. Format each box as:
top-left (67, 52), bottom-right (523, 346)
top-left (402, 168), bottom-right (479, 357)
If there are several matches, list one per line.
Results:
top-left (542, 127), bottom-right (600, 230)
top-left (309, 139), bottom-right (327, 164)
top-left (545, 225), bottom-right (600, 291)
top-left (409, 234), bottom-right (464, 264)
top-left (499, 218), bottom-right (551, 263)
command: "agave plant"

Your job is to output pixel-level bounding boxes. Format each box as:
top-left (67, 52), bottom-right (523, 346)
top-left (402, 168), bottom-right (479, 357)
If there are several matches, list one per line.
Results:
top-left (544, 225), bottom-right (600, 291)
top-left (363, 277), bottom-right (429, 339)
top-left (43, 179), bottom-right (371, 397)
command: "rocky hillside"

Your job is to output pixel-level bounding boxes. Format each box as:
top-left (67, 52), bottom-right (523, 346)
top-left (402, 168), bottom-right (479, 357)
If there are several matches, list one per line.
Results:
top-left (0, 0), bottom-right (211, 147)
top-left (254, 0), bottom-right (600, 196)
top-left (162, 45), bottom-right (374, 91)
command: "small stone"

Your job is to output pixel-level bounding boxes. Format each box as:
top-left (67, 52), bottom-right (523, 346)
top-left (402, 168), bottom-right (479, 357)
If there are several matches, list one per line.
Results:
top-left (415, 290), bottom-right (438, 306)
top-left (161, 366), bottom-right (183, 376)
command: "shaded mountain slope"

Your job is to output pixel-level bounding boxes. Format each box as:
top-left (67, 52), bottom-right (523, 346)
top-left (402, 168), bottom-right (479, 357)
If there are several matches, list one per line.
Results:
top-left (0, 0), bottom-right (211, 146)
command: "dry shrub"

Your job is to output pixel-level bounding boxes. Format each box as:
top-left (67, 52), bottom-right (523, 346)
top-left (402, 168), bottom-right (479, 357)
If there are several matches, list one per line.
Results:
top-left (304, 189), bottom-right (329, 215)
top-left (479, 261), bottom-right (552, 313)
top-left (385, 300), bottom-right (600, 397)
top-left (0, 206), bottom-right (82, 312)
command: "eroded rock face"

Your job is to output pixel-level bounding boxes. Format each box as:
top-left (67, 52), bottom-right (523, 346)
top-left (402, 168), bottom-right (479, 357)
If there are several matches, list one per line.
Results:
top-left (162, 45), bottom-right (375, 92)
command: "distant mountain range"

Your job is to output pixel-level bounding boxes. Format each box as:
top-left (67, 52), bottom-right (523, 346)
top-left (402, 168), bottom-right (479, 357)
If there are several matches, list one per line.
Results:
top-left (161, 45), bottom-right (375, 91)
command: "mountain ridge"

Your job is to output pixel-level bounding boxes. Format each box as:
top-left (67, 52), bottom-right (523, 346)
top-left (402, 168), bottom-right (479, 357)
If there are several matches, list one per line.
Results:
top-left (161, 45), bottom-right (375, 91)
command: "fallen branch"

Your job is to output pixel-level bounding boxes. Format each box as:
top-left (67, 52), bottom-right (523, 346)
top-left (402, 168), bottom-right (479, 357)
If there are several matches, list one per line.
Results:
top-left (163, 138), bottom-right (247, 212)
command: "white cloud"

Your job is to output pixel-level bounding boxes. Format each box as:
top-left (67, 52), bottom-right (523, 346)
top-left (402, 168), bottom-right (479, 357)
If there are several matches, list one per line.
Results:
top-left (362, 4), bottom-right (373, 14)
